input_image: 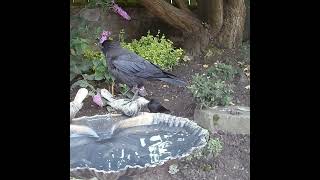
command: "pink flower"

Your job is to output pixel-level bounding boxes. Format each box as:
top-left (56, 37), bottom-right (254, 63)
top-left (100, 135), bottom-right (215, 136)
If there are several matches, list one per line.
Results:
top-left (113, 3), bottom-right (131, 20)
top-left (101, 30), bottom-right (111, 37)
top-left (99, 30), bottom-right (112, 44)
top-left (93, 93), bottom-right (104, 107)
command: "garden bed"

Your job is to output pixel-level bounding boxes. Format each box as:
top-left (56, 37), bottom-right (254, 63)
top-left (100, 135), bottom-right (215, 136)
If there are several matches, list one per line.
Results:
top-left (70, 42), bottom-right (250, 119)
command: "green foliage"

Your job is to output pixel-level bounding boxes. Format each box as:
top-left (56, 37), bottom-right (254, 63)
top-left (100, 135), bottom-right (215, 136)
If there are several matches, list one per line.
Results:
top-left (118, 83), bottom-right (130, 95)
top-left (206, 138), bottom-right (223, 157)
top-left (201, 164), bottom-right (213, 171)
top-left (86, 0), bottom-right (113, 11)
top-left (207, 63), bottom-right (237, 81)
top-left (70, 19), bottom-right (113, 91)
top-left (186, 149), bottom-right (203, 161)
top-left (70, 78), bottom-right (95, 91)
top-left (186, 137), bottom-right (223, 161)
top-left (120, 30), bottom-right (184, 71)
top-left (188, 62), bottom-right (237, 107)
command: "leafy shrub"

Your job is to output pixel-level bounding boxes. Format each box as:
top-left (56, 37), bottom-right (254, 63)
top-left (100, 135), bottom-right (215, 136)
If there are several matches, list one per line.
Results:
top-left (188, 62), bottom-right (237, 107)
top-left (206, 138), bottom-right (223, 157)
top-left (70, 21), bottom-right (113, 91)
top-left (206, 62), bottom-right (237, 81)
top-left (120, 30), bottom-right (184, 70)
top-left (86, 0), bottom-right (113, 11)
top-left (186, 137), bottom-right (223, 161)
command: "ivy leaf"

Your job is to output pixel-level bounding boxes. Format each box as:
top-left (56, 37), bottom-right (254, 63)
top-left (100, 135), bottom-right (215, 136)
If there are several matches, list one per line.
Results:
top-left (92, 60), bottom-right (101, 67)
top-left (78, 62), bottom-right (92, 72)
top-left (70, 65), bottom-right (81, 75)
top-left (71, 79), bottom-right (94, 91)
top-left (70, 72), bottom-right (77, 81)
top-left (83, 74), bottom-right (95, 81)
top-left (102, 58), bottom-right (107, 67)
top-left (95, 65), bottom-right (105, 73)
top-left (94, 71), bottom-right (105, 81)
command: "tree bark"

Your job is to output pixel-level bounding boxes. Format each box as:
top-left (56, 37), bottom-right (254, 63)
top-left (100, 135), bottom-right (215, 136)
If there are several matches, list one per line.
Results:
top-left (243, 0), bottom-right (250, 41)
top-left (140, 0), bottom-right (202, 33)
top-left (197, 0), bottom-right (208, 22)
top-left (208, 0), bottom-right (224, 35)
top-left (216, 0), bottom-right (246, 49)
top-left (174, 0), bottom-right (193, 15)
top-left (173, 0), bottom-right (188, 10)
top-left (140, 0), bottom-right (211, 55)
top-left (139, 0), bottom-right (246, 54)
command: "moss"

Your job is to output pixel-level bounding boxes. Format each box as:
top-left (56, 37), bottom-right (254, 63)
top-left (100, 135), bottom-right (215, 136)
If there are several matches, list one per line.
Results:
top-left (212, 114), bottom-right (220, 126)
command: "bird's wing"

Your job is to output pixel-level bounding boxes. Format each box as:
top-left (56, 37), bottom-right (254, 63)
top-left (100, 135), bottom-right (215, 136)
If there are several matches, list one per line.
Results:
top-left (112, 53), bottom-right (165, 78)
top-left (129, 53), bottom-right (179, 78)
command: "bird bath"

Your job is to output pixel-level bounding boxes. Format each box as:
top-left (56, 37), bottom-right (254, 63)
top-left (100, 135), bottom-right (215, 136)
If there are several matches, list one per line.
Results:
top-left (70, 112), bottom-right (209, 180)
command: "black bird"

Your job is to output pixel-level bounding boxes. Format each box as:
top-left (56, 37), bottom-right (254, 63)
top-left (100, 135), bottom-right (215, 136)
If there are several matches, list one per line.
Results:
top-left (99, 31), bottom-right (186, 100)
top-left (147, 99), bottom-right (170, 113)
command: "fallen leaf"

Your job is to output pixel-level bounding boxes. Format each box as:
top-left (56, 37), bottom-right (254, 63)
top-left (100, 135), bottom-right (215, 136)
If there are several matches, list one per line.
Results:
top-left (203, 64), bottom-right (209, 68)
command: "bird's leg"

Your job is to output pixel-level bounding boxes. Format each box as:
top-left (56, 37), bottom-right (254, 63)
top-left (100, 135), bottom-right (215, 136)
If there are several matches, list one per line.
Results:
top-left (111, 82), bottom-right (115, 96)
top-left (131, 89), bottom-right (139, 101)
top-left (130, 86), bottom-right (139, 101)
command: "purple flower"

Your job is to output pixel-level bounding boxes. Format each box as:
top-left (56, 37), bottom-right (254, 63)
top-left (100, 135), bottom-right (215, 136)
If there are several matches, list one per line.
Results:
top-left (99, 30), bottom-right (112, 44)
top-left (93, 93), bottom-right (104, 107)
top-left (113, 3), bottom-right (131, 20)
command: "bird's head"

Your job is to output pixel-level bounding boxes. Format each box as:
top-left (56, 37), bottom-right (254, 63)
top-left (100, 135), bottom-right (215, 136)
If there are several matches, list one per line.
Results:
top-left (148, 99), bottom-right (158, 104)
top-left (147, 99), bottom-right (170, 113)
top-left (99, 30), bottom-right (121, 54)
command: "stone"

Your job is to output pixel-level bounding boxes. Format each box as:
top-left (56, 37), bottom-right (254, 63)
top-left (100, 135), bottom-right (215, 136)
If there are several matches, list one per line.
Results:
top-left (194, 106), bottom-right (250, 134)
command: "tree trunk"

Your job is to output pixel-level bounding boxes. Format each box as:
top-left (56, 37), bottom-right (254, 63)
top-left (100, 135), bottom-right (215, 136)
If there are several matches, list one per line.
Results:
top-left (140, 0), bottom-right (209, 55)
top-left (197, 0), bottom-right (208, 22)
top-left (207, 0), bottom-right (224, 35)
top-left (140, 0), bottom-right (202, 33)
top-left (174, 0), bottom-right (193, 15)
top-left (139, 0), bottom-right (246, 54)
top-left (243, 0), bottom-right (250, 41)
top-left (216, 0), bottom-right (246, 49)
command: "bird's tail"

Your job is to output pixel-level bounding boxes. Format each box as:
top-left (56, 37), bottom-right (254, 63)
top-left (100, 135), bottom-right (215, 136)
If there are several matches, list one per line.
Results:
top-left (157, 75), bottom-right (187, 87)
